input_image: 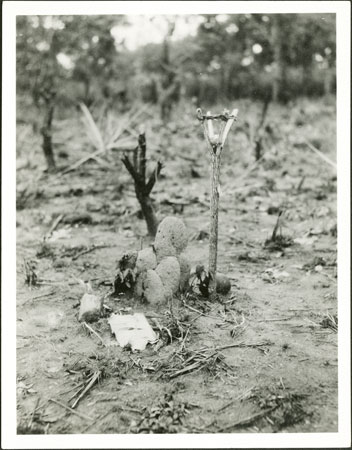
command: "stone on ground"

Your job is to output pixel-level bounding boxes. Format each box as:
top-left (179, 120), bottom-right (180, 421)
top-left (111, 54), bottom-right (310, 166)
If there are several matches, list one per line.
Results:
top-left (216, 273), bottom-right (231, 295)
top-left (78, 293), bottom-right (102, 323)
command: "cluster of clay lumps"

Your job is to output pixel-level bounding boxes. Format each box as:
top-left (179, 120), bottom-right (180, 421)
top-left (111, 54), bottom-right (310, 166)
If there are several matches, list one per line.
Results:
top-left (134, 217), bottom-right (191, 305)
top-left (134, 217), bottom-right (191, 304)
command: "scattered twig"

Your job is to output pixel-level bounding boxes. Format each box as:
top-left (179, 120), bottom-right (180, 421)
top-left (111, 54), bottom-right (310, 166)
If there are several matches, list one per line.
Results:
top-left (320, 312), bottom-right (338, 332)
top-left (297, 175), bottom-right (306, 191)
top-left (60, 148), bottom-right (105, 175)
top-left (217, 407), bottom-right (276, 432)
top-left (218, 386), bottom-right (254, 412)
top-left (280, 377), bottom-right (286, 389)
top-left (23, 259), bottom-right (38, 287)
top-left (213, 341), bottom-right (272, 352)
top-left (23, 289), bottom-right (55, 304)
top-left (81, 404), bottom-right (139, 433)
top-left (83, 322), bottom-right (106, 346)
top-left (182, 301), bottom-right (219, 321)
top-left (257, 317), bottom-right (293, 322)
top-left (302, 138), bottom-right (336, 169)
top-left (236, 147), bottom-right (275, 183)
top-left (177, 154), bottom-right (197, 163)
top-left (59, 382), bottom-right (86, 396)
top-left (48, 398), bottom-right (93, 421)
top-left (71, 371), bottom-right (102, 409)
top-left (72, 244), bottom-right (112, 261)
top-left (180, 326), bottom-right (190, 352)
top-left (288, 307), bottom-right (335, 311)
top-left (28, 397), bottom-right (41, 429)
top-left (44, 214), bottom-right (64, 240)
top-left (271, 210), bottom-right (283, 241)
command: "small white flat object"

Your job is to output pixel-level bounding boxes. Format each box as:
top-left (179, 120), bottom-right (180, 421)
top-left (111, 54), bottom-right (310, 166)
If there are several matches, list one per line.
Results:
top-left (108, 313), bottom-right (158, 351)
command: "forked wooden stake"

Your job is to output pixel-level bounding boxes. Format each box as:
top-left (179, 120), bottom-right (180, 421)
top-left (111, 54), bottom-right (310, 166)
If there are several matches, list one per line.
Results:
top-left (197, 108), bottom-right (238, 297)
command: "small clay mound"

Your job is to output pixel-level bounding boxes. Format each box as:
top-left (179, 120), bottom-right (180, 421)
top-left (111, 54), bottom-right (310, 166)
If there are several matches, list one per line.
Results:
top-left (154, 217), bottom-right (188, 262)
top-left (178, 254), bottom-right (191, 292)
top-left (156, 256), bottom-right (181, 298)
top-left (117, 216), bottom-right (190, 304)
top-left (135, 247), bottom-right (157, 274)
top-left (135, 269), bottom-right (165, 305)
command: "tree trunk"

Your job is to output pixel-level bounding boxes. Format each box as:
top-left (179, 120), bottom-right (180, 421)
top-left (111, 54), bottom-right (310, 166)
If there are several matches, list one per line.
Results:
top-left (122, 133), bottom-right (162, 238)
top-left (159, 19), bottom-right (177, 122)
top-left (271, 15), bottom-right (286, 102)
top-left (136, 192), bottom-right (159, 237)
top-left (41, 101), bottom-right (55, 171)
top-left (324, 65), bottom-right (332, 96)
top-left (208, 152), bottom-right (221, 297)
top-left (83, 78), bottom-right (91, 105)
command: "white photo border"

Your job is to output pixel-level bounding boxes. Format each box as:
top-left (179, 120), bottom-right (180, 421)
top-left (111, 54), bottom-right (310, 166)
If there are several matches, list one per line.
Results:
top-left (2, 1), bottom-right (350, 448)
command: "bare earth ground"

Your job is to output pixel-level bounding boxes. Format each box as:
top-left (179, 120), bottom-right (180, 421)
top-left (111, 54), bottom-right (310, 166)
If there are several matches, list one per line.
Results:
top-left (16, 98), bottom-right (338, 434)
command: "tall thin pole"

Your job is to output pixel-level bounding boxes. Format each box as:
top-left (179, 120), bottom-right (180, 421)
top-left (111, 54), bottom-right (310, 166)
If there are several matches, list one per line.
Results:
top-left (208, 149), bottom-right (221, 296)
top-left (197, 108), bottom-right (238, 299)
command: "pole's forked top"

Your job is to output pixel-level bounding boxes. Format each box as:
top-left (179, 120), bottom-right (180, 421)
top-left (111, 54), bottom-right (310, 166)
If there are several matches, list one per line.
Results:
top-left (197, 107), bottom-right (239, 153)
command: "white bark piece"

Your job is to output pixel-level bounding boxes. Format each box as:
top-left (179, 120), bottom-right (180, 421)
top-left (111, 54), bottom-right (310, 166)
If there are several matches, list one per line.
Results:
top-left (108, 313), bottom-right (158, 351)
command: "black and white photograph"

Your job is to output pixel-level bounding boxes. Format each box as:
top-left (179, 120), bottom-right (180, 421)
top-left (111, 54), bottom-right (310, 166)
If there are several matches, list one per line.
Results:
top-left (2, 1), bottom-right (351, 448)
